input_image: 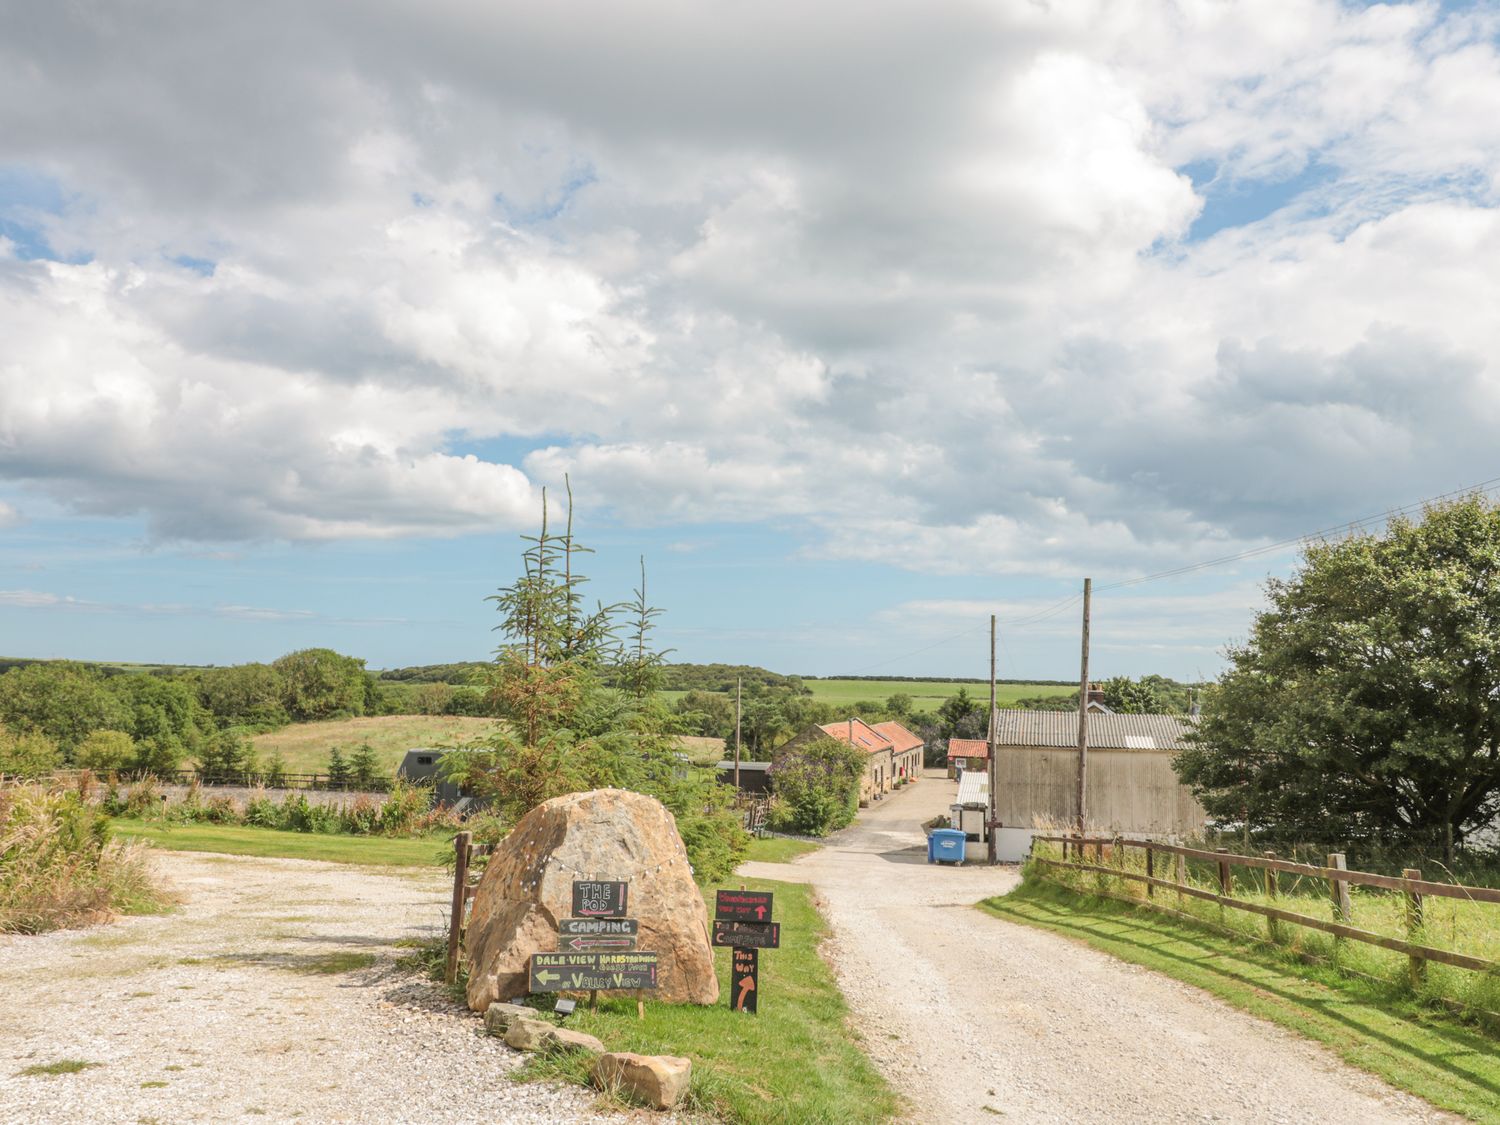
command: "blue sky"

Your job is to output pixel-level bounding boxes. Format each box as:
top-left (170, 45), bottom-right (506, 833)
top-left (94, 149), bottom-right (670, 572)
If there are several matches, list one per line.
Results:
top-left (2, 1), bottom-right (1498, 680)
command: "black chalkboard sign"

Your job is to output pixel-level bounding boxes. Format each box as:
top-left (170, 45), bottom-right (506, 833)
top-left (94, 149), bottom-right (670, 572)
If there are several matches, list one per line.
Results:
top-left (572, 880), bottom-right (629, 918)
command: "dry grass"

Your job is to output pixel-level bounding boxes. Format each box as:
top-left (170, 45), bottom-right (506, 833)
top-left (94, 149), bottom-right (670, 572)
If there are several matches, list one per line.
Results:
top-left (249, 715), bottom-right (501, 773)
top-left (1, 782), bottom-right (172, 934)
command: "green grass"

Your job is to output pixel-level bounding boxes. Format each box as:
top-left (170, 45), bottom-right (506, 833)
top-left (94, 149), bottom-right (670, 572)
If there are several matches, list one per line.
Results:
top-left (743, 837), bottom-right (820, 864)
top-left (110, 819), bottom-right (449, 867)
top-left (667, 679), bottom-right (1070, 717)
top-left (16, 1059), bottom-right (100, 1077)
top-left (983, 878), bottom-right (1500, 1121)
top-left (512, 876), bottom-right (898, 1124)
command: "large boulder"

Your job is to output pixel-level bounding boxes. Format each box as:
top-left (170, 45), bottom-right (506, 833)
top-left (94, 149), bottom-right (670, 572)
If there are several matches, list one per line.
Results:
top-left (464, 788), bottom-right (718, 1010)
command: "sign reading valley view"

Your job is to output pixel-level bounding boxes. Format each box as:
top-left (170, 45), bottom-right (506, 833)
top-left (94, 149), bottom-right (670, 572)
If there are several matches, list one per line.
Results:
top-left (572, 880), bottom-right (630, 918)
top-left (730, 947), bottom-right (758, 1013)
top-left (715, 889), bottom-right (773, 923)
top-left (529, 951), bottom-right (659, 992)
top-left (558, 917), bottom-right (639, 937)
top-left (712, 920), bottom-right (781, 949)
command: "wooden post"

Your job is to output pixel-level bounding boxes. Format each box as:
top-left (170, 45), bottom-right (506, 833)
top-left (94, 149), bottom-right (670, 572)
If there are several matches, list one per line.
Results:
top-left (987, 614), bottom-right (998, 865)
top-left (445, 831), bottom-right (472, 986)
top-left (1075, 579), bottom-right (1091, 833)
top-left (1215, 847), bottom-right (1231, 923)
top-left (1174, 851), bottom-right (1185, 906)
top-left (1263, 852), bottom-right (1279, 942)
top-left (1403, 868), bottom-right (1426, 989)
top-left (1145, 843), bottom-right (1154, 899)
top-left (1328, 852), bottom-right (1351, 924)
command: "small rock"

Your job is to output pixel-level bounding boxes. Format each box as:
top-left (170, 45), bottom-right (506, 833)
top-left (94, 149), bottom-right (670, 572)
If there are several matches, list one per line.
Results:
top-left (592, 1051), bottom-right (692, 1110)
top-left (483, 1002), bottom-right (537, 1036)
top-left (544, 1027), bottom-right (605, 1055)
top-left (503, 1017), bottom-right (555, 1052)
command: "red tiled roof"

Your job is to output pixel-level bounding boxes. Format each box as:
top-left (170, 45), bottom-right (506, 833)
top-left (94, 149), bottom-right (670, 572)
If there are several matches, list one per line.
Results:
top-left (819, 718), bottom-right (894, 754)
top-left (872, 721), bottom-right (923, 754)
top-left (947, 738), bottom-right (989, 761)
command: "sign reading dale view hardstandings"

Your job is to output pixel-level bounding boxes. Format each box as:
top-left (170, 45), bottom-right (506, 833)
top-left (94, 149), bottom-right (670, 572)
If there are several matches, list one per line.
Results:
top-left (529, 951), bottom-right (659, 992)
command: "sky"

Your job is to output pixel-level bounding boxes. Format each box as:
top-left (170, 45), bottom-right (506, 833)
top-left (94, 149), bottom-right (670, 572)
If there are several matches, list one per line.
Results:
top-left (2, 1), bottom-right (1500, 682)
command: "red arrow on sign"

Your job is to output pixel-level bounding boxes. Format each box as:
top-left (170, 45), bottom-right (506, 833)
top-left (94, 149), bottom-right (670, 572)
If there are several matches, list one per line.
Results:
top-left (561, 936), bottom-right (636, 952)
top-left (736, 974), bottom-right (756, 1008)
top-left (754, 904), bottom-right (766, 920)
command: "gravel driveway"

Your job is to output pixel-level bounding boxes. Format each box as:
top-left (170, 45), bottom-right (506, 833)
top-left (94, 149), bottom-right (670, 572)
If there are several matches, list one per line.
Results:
top-left (739, 770), bottom-right (1455, 1125)
top-left (0, 852), bottom-right (622, 1125)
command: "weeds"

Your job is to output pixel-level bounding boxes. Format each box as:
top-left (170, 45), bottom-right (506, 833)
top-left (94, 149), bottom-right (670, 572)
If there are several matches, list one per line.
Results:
top-left (17, 1059), bottom-right (100, 1077)
top-left (2, 782), bottom-right (172, 934)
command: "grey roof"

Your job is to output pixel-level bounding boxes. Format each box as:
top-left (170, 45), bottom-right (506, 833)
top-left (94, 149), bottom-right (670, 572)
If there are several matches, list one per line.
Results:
top-left (990, 708), bottom-right (1196, 751)
top-left (955, 770), bottom-right (989, 808)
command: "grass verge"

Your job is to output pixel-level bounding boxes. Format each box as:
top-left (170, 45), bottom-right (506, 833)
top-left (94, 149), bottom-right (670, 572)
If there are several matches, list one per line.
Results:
top-left (983, 877), bottom-right (1500, 1122)
top-left (508, 876), bottom-right (896, 1124)
top-left (743, 837), bottom-right (820, 864)
top-left (110, 819), bottom-right (448, 867)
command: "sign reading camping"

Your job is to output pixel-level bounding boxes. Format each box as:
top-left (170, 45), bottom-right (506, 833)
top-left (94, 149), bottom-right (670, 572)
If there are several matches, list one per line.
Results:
top-left (715, 889), bottom-right (773, 923)
top-left (712, 920), bottom-right (780, 949)
top-left (572, 880), bottom-right (629, 918)
top-left (557, 932), bottom-right (638, 953)
top-left (529, 951), bottom-right (659, 992)
top-left (558, 917), bottom-right (638, 936)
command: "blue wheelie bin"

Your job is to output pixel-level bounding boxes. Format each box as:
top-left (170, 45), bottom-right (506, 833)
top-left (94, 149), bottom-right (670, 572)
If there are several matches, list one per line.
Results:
top-left (928, 828), bottom-right (966, 866)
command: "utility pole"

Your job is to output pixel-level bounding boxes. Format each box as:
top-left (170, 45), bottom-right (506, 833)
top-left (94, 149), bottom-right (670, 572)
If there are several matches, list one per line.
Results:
top-left (987, 613), bottom-right (998, 864)
top-left (734, 676), bottom-right (742, 792)
top-left (1075, 578), bottom-right (1091, 835)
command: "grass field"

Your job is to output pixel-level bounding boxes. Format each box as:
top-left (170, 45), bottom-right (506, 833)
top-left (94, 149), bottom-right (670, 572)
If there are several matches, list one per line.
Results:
top-left (666, 678), bottom-right (1072, 716)
top-left (249, 715), bottom-right (501, 773)
top-left (111, 819), bottom-right (451, 866)
top-left (516, 874), bottom-right (899, 1123)
top-left (983, 878), bottom-right (1500, 1121)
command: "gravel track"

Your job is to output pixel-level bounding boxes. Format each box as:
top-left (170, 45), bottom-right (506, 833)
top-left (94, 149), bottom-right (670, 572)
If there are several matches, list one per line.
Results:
top-left (739, 770), bottom-right (1456, 1125)
top-left (0, 852), bottom-right (628, 1125)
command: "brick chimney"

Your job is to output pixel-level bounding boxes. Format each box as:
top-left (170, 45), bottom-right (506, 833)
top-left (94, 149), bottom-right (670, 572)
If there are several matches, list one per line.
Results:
top-left (1086, 684), bottom-right (1106, 708)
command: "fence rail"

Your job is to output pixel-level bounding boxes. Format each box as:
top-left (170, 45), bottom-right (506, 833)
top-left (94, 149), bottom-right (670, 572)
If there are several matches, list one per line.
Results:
top-left (1032, 834), bottom-right (1500, 987)
top-left (81, 768), bottom-right (396, 793)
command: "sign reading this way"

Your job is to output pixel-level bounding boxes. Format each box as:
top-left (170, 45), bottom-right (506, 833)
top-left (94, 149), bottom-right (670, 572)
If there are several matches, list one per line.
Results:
top-left (572, 880), bottom-right (630, 918)
top-left (529, 951), bottom-right (659, 992)
top-left (730, 947), bottom-right (758, 1013)
top-left (715, 889), bottom-right (773, 923)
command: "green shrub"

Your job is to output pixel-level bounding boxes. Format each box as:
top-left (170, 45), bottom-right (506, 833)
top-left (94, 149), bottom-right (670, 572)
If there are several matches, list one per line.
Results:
top-left (766, 736), bottom-right (864, 836)
top-left (0, 728), bottom-right (62, 778)
top-left (122, 778), bottom-right (162, 819)
top-left (204, 795), bottom-right (240, 824)
top-left (340, 794), bottom-right (380, 835)
top-left (73, 730), bottom-right (135, 773)
top-left (376, 779), bottom-right (432, 836)
top-left (243, 795), bottom-right (278, 828)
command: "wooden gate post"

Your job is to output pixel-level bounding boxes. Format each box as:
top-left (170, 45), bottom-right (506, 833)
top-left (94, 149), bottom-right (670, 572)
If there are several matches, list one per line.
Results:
top-left (1263, 852), bottom-right (1279, 942)
top-left (1214, 848), bottom-right (1231, 923)
top-left (1402, 868), bottom-right (1426, 989)
top-left (1145, 844), bottom-right (1154, 900)
top-left (446, 831), bottom-right (472, 986)
top-left (1328, 853), bottom-right (1352, 923)
top-left (1174, 851), bottom-right (1185, 906)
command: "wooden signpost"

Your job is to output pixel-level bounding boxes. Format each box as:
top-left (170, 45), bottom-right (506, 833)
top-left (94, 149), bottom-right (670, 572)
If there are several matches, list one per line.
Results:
top-left (716, 888), bottom-right (777, 1013)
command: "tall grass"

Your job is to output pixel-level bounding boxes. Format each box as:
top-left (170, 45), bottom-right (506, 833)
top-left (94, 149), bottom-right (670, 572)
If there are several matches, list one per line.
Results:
top-left (1, 780), bottom-right (170, 934)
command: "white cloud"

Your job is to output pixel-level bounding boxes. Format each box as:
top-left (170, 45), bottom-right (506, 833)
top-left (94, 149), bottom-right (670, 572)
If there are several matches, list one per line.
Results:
top-left (0, 0), bottom-right (1496, 572)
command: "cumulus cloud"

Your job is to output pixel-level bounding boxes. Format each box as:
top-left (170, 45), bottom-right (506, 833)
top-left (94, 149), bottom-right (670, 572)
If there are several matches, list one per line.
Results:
top-left (0, 0), bottom-right (1496, 570)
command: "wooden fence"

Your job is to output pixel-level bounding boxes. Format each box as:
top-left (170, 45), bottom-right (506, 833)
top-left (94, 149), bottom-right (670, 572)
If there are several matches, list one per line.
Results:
top-left (445, 831), bottom-right (494, 984)
top-left (1032, 834), bottom-right (1500, 987)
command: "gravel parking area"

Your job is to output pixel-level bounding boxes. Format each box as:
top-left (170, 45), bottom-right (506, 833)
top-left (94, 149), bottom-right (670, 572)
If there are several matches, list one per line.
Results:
top-left (0, 852), bottom-right (625, 1125)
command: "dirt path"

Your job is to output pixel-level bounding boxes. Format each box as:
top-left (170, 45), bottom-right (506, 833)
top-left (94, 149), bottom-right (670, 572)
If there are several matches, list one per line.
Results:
top-left (0, 852), bottom-right (619, 1125)
top-left (740, 770), bottom-right (1453, 1124)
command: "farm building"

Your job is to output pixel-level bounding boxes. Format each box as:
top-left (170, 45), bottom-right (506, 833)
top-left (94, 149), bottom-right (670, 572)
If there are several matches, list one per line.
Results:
top-left (945, 737), bottom-right (988, 778)
top-left (987, 709), bottom-right (1206, 845)
top-left (779, 718), bottom-right (924, 804)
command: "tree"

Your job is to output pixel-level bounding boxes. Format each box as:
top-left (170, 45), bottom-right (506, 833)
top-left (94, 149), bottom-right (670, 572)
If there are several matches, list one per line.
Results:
top-left (1099, 676), bottom-right (1163, 714)
top-left (197, 730), bottom-right (253, 781)
top-left (0, 662), bottom-right (129, 753)
top-left (74, 730), bottom-right (136, 773)
top-left (349, 743), bottom-right (382, 789)
top-left (1177, 496), bottom-right (1500, 859)
top-left (198, 663), bottom-right (288, 729)
top-left (885, 693), bottom-right (914, 718)
top-left (272, 649), bottom-right (368, 721)
top-left (326, 747), bottom-right (352, 789)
